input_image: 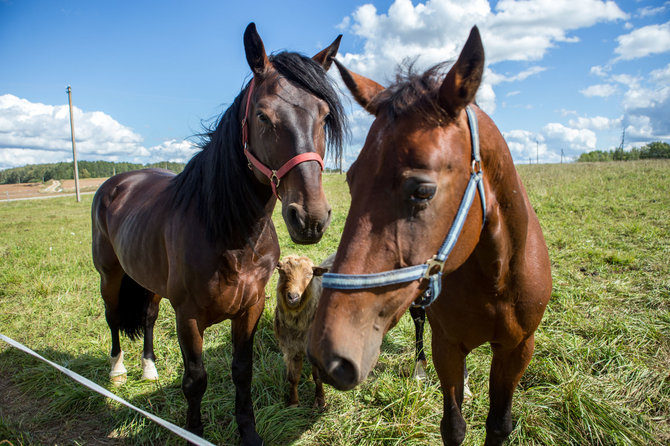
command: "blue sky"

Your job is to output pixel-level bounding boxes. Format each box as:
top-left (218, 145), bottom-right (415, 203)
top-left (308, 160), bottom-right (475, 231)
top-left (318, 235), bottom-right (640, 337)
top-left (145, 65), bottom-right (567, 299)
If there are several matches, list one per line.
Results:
top-left (1, 0), bottom-right (669, 170)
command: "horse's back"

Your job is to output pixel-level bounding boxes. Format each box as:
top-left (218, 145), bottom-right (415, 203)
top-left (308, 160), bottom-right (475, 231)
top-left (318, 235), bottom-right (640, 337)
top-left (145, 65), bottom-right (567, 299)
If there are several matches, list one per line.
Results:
top-left (93, 169), bottom-right (174, 234)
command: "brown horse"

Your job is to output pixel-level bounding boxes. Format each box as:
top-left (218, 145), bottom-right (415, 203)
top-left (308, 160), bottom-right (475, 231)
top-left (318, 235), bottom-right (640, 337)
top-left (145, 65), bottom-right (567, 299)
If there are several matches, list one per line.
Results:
top-left (308, 27), bottom-right (551, 445)
top-left (91, 23), bottom-right (345, 445)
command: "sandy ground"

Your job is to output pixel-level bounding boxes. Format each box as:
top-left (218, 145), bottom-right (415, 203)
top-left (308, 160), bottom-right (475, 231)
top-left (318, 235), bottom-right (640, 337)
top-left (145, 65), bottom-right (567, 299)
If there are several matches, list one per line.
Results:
top-left (0, 178), bottom-right (107, 201)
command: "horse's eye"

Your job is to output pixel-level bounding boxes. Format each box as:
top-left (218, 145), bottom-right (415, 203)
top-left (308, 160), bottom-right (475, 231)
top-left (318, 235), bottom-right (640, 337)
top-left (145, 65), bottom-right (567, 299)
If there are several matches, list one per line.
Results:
top-left (256, 111), bottom-right (270, 124)
top-left (410, 184), bottom-right (437, 203)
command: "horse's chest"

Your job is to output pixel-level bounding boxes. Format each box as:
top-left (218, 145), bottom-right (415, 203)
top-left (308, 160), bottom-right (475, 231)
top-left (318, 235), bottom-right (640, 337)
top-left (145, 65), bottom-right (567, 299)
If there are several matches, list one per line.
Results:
top-left (197, 253), bottom-right (276, 319)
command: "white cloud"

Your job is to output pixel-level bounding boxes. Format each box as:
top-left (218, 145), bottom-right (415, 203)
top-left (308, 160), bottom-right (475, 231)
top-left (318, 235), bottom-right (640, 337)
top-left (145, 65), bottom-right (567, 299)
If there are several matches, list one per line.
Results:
top-left (145, 140), bottom-right (199, 164)
top-left (637, 4), bottom-right (668, 19)
top-left (590, 65), bottom-right (610, 77)
top-left (503, 129), bottom-right (567, 163)
top-left (0, 94), bottom-right (197, 170)
top-left (486, 0), bottom-right (626, 63)
top-left (339, 0), bottom-right (626, 80)
top-left (543, 122), bottom-right (597, 153)
top-left (579, 83), bottom-right (618, 97)
top-left (568, 115), bottom-right (622, 131)
top-left (650, 62), bottom-right (670, 84)
top-left (614, 21), bottom-right (670, 61)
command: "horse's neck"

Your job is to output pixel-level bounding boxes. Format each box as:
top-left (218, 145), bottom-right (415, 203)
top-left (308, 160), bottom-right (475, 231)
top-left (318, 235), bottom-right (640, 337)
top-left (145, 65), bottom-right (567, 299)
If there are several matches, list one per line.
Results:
top-left (474, 141), bottom-right (531, 282)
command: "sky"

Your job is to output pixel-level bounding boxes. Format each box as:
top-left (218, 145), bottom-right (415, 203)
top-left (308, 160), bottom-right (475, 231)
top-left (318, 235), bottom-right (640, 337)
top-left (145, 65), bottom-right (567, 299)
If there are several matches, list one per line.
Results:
top-left (1, 0), bottom-right (669, 170)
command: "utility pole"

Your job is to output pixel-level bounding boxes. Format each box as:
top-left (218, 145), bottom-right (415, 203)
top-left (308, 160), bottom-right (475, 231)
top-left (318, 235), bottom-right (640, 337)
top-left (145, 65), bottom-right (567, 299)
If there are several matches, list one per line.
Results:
top-left (536, 140), bottom-right (539, 165)
top-left (561, 149), bottom-right (564, 164)
top-left (66, 85), bottom-right (81, 202)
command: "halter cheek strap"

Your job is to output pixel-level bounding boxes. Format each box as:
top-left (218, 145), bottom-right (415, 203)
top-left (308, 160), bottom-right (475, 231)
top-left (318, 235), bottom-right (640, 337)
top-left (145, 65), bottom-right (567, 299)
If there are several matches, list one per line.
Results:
top-left (321, 105), bottom-right (486, 308)
top-left (241, 78), bottom-right (325, 200)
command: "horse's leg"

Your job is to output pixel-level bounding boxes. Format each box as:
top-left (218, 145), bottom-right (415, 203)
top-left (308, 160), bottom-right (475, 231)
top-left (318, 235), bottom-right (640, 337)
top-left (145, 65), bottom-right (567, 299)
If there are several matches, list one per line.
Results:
top-left (231, 297), bottom-right (265, 446)
top-left (311, 363), bottom-right (326, 410)
top-left (100, 272), bottom-right (127, 384)
top-left (176, 312), bottom-right (207, 438)
top-left (141, 294), bottom-right (161, 380)
top-left (409, 306), bottom-right (427, 379)
top-left (286, 354), bottom-right (303, 407)
top-left (484, 335), bottom-right (535, 446)
top-left (432, 337), bottom-right (468, 446)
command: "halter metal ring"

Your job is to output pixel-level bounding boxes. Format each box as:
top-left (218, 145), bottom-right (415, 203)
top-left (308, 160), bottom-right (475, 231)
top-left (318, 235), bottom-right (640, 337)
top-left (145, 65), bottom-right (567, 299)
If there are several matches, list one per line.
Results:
top-left (472, 159), bottom-right (482, 174)
top-left (270, 171), bottom-right (280, 188)
top-left (423, 256), bottom-right (445, 279)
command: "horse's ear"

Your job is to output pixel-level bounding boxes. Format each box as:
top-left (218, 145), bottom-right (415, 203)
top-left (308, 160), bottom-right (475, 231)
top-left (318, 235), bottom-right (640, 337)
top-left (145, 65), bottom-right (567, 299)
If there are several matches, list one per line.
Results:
top-left (313, 35), bottom-right (342, 71)
top-left (439, 26), bottom-right (484, 116)
top-left (333, 58), bottom-right (385, 115)
top-left (244, 22), bottom-right (271, 77)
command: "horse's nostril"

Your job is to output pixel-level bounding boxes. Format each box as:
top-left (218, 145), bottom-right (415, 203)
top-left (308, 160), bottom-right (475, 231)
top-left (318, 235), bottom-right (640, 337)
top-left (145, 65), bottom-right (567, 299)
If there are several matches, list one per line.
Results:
top-left (317, 208), bottom-right (332, 233)
top-left (288, 204), bottom-right (305, 229)
top-left (326, 356), bottom-right (358, 390)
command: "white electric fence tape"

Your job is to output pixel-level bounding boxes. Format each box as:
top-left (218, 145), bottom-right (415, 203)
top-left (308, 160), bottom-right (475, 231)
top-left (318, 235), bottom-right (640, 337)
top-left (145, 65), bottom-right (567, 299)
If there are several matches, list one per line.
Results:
top-left (0, 333), bottom-right (216, 446)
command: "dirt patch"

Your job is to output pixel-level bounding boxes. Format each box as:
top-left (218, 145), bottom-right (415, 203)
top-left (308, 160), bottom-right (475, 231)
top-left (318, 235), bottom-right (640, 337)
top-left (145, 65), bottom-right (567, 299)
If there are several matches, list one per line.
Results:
top-left (0, 370), bottom-right (121, 445)
top-left (0, 178), bottom-right (107, 201)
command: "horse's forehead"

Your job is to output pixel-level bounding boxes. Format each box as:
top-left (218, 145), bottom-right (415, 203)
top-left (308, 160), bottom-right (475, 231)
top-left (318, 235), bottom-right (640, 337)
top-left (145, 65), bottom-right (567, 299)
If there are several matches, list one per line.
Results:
top-left (258, 76), bottom-right (327, 115)
top-left (364, 115), bottom-right (465, 170)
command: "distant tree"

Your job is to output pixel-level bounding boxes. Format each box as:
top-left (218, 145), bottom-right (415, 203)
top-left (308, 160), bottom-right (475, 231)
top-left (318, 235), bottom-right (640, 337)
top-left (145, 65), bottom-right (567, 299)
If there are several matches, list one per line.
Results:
top-left (640, 141), bottom-right (670, 159)
top-left (0, 160), bottom-right (186, 184)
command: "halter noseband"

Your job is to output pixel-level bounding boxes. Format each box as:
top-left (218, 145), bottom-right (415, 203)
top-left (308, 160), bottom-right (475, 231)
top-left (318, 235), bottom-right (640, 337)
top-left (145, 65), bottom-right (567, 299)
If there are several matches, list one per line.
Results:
top-left (321, 106), bottom-right (486, 308)
top-left (241, 78), bottom-right (325, 200)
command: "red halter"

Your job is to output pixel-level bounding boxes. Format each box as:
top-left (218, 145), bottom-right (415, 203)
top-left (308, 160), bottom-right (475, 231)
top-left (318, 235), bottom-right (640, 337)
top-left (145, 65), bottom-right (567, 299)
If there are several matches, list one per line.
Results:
top-left (241, 78), bottom-right (325, 200)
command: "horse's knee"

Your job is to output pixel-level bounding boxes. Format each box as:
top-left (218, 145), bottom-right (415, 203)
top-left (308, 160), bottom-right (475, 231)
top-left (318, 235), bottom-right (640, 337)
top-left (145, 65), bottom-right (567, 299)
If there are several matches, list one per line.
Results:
top-left (440, 407), bottom-right (466, 446)
top-left (182, 363), bottom-right (207, 399)
top-left (484, 413), bottom-right (513, 446)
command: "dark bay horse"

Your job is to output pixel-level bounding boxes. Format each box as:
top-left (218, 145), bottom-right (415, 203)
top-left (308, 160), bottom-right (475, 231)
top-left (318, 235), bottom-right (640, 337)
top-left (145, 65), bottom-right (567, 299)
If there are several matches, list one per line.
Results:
top-left (91, 23), bottom-right (345, 445)
top-left (308, 27), bottom-right (551, 445)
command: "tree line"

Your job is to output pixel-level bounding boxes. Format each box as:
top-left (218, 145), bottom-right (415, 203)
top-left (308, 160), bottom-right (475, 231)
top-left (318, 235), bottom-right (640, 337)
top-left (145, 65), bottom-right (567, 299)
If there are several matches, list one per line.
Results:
top-left (577, 141), bottom-right (670, 162)
top-left (0, 160), bottom-right (185, 184)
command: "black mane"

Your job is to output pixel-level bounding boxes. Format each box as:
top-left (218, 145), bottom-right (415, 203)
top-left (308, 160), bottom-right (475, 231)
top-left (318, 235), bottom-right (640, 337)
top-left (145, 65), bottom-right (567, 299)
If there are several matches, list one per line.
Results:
top-left (168, 51), bottom-right (347, 245)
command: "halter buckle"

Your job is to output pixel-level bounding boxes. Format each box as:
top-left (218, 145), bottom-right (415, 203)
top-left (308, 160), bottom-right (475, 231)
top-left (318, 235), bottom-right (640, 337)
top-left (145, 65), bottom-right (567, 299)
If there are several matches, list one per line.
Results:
top-left (472, 159), bottom-right (482, 174)
top-left (423, 255), bottom-right (445, 279)
top-left (270, 171), bottom-right (280, 188)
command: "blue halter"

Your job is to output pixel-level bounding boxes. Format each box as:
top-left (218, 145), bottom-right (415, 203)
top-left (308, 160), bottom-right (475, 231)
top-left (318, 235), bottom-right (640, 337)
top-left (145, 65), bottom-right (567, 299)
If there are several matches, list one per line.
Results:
top-left (321, 105), bottom-right (486, 308)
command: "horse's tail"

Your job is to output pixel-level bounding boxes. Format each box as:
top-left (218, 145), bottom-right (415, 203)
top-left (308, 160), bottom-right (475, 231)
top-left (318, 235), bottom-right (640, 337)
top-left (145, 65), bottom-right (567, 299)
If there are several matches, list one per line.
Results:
top-left (118, 274), bottom-right (152, 341)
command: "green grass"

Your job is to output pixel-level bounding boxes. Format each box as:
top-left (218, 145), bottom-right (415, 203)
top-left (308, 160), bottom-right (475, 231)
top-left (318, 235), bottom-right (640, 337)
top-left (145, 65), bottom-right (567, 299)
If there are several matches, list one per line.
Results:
top-left (1, 161), bottom-right (668, 445)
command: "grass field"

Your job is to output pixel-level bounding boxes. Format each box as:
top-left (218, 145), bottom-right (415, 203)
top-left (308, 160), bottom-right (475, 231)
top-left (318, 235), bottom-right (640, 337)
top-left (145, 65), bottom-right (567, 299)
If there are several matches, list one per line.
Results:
top-left (1, 161), bottom-right (668, 445)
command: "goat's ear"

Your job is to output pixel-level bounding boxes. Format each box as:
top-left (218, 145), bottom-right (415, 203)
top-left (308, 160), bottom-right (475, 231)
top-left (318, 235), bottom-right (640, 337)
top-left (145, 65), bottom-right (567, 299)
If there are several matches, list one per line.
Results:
top-left (244, 22), bottom-right (271, 77)
top-left (312, 266), bottom-right (329, 276)
top-left (438, 26), bottom-right (484, 116)
top-left (313, 35), bottom-right (342, 71)
top-left (332, 58), bottom-right (385, 115)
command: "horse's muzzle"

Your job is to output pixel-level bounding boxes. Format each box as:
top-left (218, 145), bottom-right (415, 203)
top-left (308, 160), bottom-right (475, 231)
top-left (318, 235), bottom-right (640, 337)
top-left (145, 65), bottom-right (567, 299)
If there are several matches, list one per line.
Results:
top-left (307, 349), bottom-right (360, 391)
top-left (284, 202), bottom-right (332, 244)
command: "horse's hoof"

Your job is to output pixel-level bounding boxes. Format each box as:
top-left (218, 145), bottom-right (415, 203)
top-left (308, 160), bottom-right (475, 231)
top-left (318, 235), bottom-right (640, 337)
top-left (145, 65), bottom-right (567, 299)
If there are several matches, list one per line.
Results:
top-left (110, 373), bottom-right (127, 385)
top-left (141, 357), bottom-right (159, 381)
top-left (287, 402), bottom-right (299, 408)
top-left (110, 351), bottom-right (127, 384)
top-left (412, 359), bottom-right (428, 381)
top-left (313, 399), bottom-right (327, 412)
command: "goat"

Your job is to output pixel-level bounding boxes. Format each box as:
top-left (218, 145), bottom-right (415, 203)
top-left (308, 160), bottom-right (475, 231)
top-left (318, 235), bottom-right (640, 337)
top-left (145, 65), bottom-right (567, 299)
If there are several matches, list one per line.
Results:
top-left (274, 254), bottom-right (333, 409)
